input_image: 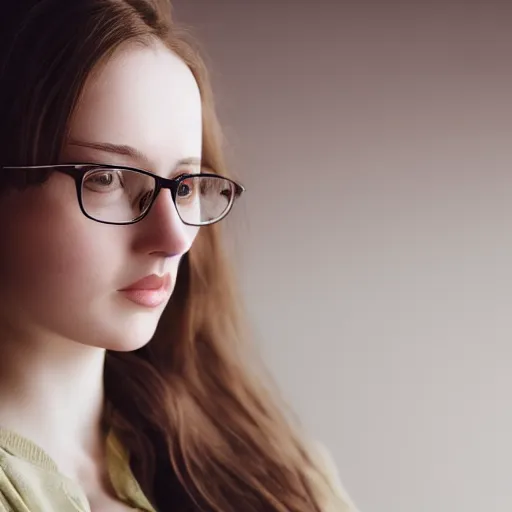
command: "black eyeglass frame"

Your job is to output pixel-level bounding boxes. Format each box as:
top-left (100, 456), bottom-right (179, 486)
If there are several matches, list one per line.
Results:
top-left (0, 163), bottom-right (245, 226)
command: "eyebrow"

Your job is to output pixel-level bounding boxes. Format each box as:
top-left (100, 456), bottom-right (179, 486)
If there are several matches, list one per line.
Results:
top-left (67, 139), bottom-right (201, 168)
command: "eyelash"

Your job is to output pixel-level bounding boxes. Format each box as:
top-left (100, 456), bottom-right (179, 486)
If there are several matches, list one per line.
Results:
top-left (172, 166), bottom-right (202, 179)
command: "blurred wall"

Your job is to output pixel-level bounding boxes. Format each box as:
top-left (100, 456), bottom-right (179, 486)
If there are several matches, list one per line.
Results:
top-left (173, 2), bottom-right (512, 511)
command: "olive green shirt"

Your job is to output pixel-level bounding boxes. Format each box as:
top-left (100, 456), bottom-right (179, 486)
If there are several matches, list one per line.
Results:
top-left (0, 428), bottom-right (154, 511)
top-left (0, 428), bottom-right (357, 511)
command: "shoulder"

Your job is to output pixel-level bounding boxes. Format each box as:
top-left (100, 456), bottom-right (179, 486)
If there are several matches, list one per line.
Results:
top-left (0, 441), bottom-right (88, 511)
top-left (0, 445), bottom-right (47, 511)
top-left (306, 440), bottom-right (360, 512)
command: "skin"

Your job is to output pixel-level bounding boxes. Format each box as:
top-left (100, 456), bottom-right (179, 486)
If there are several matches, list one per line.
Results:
top-left (0, 40), bottom-right (202, 508)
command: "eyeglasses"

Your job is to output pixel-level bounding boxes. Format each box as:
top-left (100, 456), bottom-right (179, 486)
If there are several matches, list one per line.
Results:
top-left (0, 163), bottom-right (245, 226)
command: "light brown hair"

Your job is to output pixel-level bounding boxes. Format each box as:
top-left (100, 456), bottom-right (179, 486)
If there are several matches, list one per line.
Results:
top-left (0, 1), bottom-right (344, 510)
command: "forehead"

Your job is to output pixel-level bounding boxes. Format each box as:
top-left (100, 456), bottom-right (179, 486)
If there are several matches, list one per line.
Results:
top-left (66, 40), bottom-right (202, 170)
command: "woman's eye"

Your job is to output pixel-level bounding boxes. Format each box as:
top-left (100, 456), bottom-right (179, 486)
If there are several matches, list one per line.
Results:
top-left (84, 170), bottom-right (122, 192)
top-left (93, 174), bottom-right (113, 186)
top-left (177, 181), bottom-right (192, 197)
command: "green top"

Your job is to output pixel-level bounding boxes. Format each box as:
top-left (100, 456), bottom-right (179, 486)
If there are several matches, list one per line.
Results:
top-left (0, 428), bottom-right (155, 511)
top-left (0, 428), bottom-right (357, 512)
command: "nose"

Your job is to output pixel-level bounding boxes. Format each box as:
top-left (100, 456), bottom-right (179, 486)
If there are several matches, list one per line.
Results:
top-left (132, 188), bottom-right (199, 257)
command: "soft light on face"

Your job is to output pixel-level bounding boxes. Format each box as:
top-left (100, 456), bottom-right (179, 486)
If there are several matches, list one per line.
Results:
top-left (0, 40), bottom-right (203, 351)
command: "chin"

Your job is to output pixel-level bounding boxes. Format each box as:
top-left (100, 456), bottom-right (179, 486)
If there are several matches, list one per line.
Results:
top-left (100, 310), bottom-right (163, 352)
top-left (105, 338), bottom-right (152, 352)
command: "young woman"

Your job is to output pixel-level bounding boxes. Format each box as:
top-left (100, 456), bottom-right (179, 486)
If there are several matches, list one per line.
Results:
top-left (0, 1), bottom-right (358, 511)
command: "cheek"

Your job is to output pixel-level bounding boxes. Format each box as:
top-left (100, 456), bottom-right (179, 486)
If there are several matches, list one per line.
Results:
top-left (0, 204), bottom-right (132, 347)
top-left (0, 187), bottom-right (124, 308)
top-left (0, 222), bottom-right (117, 307)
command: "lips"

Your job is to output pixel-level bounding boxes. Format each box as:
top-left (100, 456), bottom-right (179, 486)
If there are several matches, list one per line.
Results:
top-left (121, 274), bottom-right (169, 291)
top-left (119, 273), bottom-right (171, 308)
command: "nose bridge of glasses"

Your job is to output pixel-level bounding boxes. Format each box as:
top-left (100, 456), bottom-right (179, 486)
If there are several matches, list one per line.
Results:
top-left (153, 174), bottom-right (180, 198)
top-left (150, 177), bottom-right (181, 217)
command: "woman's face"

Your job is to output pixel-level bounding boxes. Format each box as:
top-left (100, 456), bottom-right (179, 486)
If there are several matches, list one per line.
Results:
top-left (0, 41), bottom-right (202, 351)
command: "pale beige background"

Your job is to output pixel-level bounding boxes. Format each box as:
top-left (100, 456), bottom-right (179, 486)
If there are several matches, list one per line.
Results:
top-left (174, 2), bottom-right (512, 511)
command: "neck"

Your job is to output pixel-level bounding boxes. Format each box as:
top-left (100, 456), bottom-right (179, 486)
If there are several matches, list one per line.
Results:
top-left (0, 329), bottom-right (107, 464)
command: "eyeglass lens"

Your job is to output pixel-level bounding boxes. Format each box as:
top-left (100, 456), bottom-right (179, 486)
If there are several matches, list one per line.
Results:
top-left (81, 168), bottom-right (235, 225)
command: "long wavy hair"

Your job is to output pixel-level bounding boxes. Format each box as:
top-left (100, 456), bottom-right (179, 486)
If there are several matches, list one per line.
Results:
top-left (0, 1), bottom-right (346, 510)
